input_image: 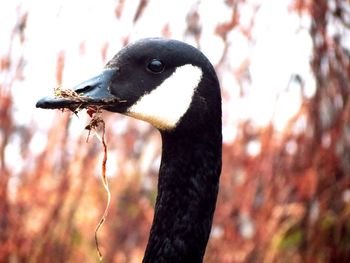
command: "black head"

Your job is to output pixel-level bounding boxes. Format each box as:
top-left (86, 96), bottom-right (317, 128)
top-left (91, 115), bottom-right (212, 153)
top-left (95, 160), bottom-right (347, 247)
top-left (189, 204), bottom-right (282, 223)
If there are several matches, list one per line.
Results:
top-left (36, 38), bottom-right (221, 131)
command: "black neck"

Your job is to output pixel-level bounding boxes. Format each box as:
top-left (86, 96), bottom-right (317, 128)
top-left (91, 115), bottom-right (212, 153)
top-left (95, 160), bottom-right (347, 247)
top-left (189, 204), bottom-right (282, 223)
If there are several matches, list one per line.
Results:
top-left (142, 123), bottom-right (222, 263)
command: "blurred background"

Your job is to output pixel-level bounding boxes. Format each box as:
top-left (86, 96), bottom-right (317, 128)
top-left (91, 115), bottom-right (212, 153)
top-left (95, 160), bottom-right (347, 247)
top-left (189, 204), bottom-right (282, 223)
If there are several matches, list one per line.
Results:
top-left (1, 0), bottom-right (350, 262)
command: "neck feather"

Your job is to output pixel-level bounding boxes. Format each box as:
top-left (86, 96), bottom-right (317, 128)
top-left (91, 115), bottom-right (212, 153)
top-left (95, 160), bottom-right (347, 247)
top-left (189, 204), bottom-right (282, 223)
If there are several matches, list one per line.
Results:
top-left (142, 123), bottom-right (222, 263)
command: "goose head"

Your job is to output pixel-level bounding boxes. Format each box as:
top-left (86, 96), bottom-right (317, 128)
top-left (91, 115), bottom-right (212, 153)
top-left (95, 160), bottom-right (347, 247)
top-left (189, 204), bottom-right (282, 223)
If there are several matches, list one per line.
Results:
top-left (36, 38), bottom-right (222, 261)
top-left (36, 38), bottom-right (221, 132)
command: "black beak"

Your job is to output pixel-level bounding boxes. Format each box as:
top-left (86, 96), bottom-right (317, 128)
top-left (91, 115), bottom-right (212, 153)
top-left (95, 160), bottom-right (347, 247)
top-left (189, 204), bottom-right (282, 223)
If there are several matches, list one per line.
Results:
top-left (36, 69), bottom-right (121, 111)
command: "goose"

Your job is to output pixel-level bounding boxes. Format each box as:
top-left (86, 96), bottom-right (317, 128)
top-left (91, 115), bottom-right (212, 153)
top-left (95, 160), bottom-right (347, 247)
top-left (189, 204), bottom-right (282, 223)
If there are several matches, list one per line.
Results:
top-left (36, 38), bottom-right (222, 263)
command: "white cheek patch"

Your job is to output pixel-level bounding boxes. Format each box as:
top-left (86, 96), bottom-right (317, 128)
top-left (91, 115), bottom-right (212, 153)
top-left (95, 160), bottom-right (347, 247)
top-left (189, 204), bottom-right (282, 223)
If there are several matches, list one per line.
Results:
top-left (127, 64), bottom-right (203, 130)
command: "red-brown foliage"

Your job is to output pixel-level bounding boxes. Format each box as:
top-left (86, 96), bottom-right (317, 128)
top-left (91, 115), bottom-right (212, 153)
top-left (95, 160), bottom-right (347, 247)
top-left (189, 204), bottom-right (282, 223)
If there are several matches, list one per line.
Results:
top-left (1, 1), bottom-right (350, 262)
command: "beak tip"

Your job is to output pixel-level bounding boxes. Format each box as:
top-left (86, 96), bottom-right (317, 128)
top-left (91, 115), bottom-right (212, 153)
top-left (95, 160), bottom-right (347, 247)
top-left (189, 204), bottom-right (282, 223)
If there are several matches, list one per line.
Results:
top-left (36, 97), bottom-right (49, 109)
top-left (35, 96), bottom-right (68, 109)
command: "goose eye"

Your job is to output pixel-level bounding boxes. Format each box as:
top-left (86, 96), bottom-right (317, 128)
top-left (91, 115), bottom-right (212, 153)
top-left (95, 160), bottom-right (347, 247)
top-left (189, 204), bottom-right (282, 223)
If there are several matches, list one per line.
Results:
top-left (147, 59), bottom-right (164, 73)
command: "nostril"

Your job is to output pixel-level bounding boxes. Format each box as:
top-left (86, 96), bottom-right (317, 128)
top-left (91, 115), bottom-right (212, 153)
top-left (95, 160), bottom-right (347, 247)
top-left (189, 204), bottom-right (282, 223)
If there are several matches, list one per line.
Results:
top-left (75, 85), bottom-right (93, 94)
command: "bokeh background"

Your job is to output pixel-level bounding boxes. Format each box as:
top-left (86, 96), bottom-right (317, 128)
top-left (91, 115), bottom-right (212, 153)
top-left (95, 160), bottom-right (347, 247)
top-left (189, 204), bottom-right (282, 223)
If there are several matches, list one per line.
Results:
top-left (1, 0), bottom-right (350, 262)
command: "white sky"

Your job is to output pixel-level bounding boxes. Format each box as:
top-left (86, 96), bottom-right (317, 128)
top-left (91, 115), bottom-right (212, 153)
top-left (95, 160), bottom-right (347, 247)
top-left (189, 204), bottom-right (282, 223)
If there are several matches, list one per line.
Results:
top-left (1, 0), bottom-right (318, 165)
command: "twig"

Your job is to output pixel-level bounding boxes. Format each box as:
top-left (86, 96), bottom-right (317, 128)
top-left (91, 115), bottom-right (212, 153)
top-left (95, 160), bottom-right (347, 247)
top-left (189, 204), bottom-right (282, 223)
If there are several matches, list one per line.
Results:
top-left (85, 110), bottom-right (110, 261)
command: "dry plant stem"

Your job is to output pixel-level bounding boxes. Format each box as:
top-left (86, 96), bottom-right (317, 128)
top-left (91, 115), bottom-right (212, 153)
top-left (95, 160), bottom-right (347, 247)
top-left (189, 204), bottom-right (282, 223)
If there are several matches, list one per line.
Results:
top-left (53, 87), bottom-right (111, 259)
top-left (86, 113), bottom-right (111, 261)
